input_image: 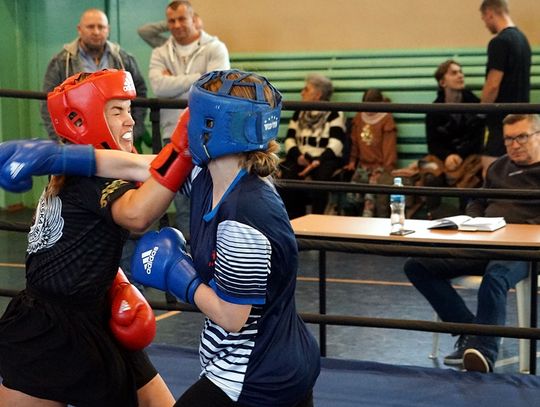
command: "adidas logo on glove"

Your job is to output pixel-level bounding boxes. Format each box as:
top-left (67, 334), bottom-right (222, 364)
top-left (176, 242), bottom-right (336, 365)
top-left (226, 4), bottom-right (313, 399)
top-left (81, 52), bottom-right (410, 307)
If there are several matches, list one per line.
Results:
top-left (9, 161), bottom-right (25, 180)
top-left (119, 299), bottom-right (131, 313)
top-left (141, 246), bottom-right (159, 274)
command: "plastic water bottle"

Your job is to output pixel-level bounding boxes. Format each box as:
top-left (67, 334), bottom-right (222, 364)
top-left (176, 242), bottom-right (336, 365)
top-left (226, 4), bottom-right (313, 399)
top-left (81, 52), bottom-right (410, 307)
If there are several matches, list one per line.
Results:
top-left (390, 177), bottom-right (405, 234)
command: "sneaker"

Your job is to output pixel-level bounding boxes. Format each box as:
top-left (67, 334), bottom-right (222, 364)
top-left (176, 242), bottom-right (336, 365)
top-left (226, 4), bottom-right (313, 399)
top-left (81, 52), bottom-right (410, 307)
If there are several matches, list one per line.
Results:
top-left (443, 335), bottom-right (468, 366)
top-left (463, 348), bottom-right (494, 373)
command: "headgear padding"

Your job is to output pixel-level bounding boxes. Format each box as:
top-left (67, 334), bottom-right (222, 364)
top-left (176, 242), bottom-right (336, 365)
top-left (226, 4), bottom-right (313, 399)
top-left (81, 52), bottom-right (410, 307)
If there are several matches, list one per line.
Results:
top-left (47, 69), bottom-right (136, 150)
top-left (188, 69), bottom-right (282, 166)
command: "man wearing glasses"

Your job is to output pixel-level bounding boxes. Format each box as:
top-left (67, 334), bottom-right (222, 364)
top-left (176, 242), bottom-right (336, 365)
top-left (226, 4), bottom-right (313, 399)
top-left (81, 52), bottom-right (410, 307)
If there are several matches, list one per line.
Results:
top-left (404, 114), bottom-right (540, 373)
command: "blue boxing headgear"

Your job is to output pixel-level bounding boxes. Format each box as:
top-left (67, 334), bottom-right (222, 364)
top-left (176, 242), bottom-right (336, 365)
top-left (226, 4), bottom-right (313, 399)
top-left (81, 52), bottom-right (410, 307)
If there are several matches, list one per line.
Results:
top-left (188, 70), bottom-right (282, 166)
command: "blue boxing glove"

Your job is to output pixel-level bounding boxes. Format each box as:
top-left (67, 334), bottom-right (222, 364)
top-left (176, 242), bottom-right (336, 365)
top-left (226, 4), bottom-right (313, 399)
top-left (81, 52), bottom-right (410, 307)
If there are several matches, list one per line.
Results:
top-left (131, 227), bottom-right (201, 304)
top-left (0, 140), bottom-right (96, 192)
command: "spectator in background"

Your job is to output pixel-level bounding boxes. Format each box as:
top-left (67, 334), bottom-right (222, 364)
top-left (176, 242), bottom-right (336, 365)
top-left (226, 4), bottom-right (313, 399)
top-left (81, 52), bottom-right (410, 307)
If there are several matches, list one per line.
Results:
top-left (149, 1), bottom-right (228, 143)
top-left (342, 88), bottom-right (397, 217)
top-left (138, 12), bottom-right (203, 48)
top-left (422, 59), bottom-right (484, 215)
top-left (279, 73), bottom-right (346, 219)
top-left (479, 0), bottom-right (531, 174)
top-left (41, 8), bottom-right (148, 148)
top-left (148, 0), bottom-right (229, 234)
top-left (404, 114), bottom-right (540, 373)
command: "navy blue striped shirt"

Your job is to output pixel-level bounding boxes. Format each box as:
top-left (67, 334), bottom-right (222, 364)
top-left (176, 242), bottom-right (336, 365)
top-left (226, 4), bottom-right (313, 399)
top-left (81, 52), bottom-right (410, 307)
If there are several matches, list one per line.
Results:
top-left (185, 167), bottom-right (320, 406)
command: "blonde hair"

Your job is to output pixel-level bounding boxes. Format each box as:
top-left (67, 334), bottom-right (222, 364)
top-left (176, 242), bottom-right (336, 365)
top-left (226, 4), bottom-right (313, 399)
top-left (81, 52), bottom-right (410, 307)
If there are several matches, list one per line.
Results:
top-left (240, 140), bottom-right (281, 178)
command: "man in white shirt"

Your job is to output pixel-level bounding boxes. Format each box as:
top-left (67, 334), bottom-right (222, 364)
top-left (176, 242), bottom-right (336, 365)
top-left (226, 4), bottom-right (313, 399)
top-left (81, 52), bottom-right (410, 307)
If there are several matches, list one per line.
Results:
top-left (149, 0), bottom-right (230, 233)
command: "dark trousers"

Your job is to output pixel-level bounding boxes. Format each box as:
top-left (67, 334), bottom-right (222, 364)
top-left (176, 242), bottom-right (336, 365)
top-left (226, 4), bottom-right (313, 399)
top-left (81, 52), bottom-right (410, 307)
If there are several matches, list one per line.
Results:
top-left (279, 157), bottom-right (341, 218)
top-left (175, 376), bottom-right (314, 407)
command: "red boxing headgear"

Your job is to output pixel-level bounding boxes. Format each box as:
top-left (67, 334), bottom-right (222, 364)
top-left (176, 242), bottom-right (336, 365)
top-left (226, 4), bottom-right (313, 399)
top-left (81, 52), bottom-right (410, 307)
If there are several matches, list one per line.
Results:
top-left (47, 69), bottom-right (136, 150)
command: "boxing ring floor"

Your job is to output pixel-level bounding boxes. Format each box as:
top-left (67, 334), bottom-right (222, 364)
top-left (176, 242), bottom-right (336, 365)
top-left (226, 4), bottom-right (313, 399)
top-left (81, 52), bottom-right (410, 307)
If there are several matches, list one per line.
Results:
top-left (147, 343), bottom-right (540, 406)
top-left (1, 208), bottom-right (540, 404)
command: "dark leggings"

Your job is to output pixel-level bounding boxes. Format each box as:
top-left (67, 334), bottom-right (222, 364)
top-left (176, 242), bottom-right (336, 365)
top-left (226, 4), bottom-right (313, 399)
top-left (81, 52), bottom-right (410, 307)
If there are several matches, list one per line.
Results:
top-left (174, 376), bottom-right (314, 407)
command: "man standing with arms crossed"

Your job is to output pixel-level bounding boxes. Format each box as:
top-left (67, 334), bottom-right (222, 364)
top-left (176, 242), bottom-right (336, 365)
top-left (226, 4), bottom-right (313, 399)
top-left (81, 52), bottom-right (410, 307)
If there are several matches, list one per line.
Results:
top-left (149, 0), bottom-right (229, 233)
top-left (479, 0), bottom-right (531, 174)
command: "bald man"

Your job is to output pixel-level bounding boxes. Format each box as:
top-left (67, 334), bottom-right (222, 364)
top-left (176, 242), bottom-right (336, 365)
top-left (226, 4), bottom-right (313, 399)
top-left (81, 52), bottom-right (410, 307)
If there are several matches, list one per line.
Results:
top-left (41, 8), bottom-right (148, 146)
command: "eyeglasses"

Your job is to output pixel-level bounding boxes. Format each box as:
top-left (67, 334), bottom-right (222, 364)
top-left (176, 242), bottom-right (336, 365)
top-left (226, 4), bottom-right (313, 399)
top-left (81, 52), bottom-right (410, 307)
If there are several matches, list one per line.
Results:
top-left (503, 130), bottom-right (540, 146)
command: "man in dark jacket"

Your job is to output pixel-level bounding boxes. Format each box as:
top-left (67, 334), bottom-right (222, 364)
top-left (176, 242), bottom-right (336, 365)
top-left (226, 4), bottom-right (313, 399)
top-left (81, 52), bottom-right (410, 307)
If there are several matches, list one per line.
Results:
top-left (41, 8), bottom-right (148, 147)
top-left (421, 59), bottom-right (485, 214)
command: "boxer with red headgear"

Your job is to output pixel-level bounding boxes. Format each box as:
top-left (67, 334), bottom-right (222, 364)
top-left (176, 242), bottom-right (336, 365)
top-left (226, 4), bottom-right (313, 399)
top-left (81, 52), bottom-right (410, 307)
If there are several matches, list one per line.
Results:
top-left (0, 69), bottom-right (175, 406)
top-left (0, 69), bottom-right (320, 407)
top-left (47, 68), bottom-right (137, 151)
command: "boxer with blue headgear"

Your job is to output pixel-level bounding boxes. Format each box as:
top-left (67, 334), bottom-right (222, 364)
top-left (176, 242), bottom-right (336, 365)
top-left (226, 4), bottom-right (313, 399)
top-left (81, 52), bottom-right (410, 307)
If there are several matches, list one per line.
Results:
top-left (187, 69), bottom-right (282, 166)
top-left (130, 69), bottom-right (320, 406)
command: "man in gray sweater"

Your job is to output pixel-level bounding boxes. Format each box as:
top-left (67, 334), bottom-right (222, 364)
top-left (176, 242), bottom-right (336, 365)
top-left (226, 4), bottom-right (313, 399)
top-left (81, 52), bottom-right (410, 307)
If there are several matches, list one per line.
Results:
top-left (147, 0), bottom-right (230, 234)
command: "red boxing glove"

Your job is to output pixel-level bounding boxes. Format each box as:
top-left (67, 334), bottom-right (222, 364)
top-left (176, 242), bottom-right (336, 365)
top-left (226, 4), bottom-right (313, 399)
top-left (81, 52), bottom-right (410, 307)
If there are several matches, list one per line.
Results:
top-left (109, 268), bottom-right (156, 350)
top-left (150, 109), bottom-right (194, 192)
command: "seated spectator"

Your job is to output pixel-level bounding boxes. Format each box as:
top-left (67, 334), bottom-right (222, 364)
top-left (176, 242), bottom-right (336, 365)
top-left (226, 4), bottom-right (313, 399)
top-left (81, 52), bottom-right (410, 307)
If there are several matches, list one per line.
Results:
top-left (279, 73), bottom-right (346, 219)
top-left (398, 60), bottom-right (484, 217)
top-left (342, 88), bottom-right (397, 217)
top-left (404, 114), bottom-right (540, 373)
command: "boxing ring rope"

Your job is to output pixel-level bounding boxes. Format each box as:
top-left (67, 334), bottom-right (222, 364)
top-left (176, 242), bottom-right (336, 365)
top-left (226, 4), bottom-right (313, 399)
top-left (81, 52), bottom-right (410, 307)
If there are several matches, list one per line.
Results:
top-left (1, 88), bottom-right (540, 372)
top-left (0, 286), bottom-right (538, 342)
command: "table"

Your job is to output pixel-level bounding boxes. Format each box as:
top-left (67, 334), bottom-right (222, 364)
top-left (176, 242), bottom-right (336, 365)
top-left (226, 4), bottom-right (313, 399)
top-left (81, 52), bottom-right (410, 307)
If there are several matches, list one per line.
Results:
top-left (290, 215), bottom-right (540, 372)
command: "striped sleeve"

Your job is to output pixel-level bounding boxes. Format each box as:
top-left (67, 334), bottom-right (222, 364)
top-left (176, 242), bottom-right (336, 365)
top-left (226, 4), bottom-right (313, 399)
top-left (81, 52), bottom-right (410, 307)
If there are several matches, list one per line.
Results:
top-left (213, 220), bottom-right (271, 305)
top-left (326, 111), bottom-right (345, 157)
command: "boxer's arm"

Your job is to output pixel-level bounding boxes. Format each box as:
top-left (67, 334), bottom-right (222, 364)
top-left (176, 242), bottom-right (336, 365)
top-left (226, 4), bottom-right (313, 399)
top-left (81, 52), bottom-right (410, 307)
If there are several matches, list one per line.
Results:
top-left (110, 111), bottom-right (192, 232)
top-left (131, 227), bottom-right (250, 332)
top-left (95, 150), bottom-right (154, 182)
top-left (111, 177), bottom-right (176, 233)
top-left (194, 286), bottom-right (252, 333)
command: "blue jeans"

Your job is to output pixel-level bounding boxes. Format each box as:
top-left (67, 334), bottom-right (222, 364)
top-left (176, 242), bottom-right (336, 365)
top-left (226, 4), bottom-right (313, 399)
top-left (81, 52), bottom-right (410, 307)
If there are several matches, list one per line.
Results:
top-left (404, 257), bottom-right (530, 362)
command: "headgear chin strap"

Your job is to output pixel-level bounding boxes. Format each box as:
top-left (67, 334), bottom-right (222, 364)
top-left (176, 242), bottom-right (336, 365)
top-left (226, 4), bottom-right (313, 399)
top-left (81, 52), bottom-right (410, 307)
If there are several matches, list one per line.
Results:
top-left (188, 69), bottom-right (282, 166)
top-left (47, 69), bottom-right (136, 150)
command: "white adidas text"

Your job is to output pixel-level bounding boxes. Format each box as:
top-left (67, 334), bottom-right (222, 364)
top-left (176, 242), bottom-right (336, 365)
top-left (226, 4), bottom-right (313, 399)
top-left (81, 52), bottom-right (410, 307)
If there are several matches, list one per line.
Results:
top-left (141, 246), bottom-right (159, 275)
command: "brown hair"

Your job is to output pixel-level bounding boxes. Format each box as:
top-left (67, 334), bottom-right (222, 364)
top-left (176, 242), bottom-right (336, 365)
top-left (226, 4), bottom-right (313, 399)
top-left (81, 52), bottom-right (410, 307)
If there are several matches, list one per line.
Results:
top-left (362, 88), bottom-right (386, 103)
top-left (167, 0), bottom-right (193, 11)
top-left (44, 175), bottom-right (66, 199)
top-left (434, 59), bottom-right (461, 86)
top-left (480, 0), bottom-right (509, 14)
